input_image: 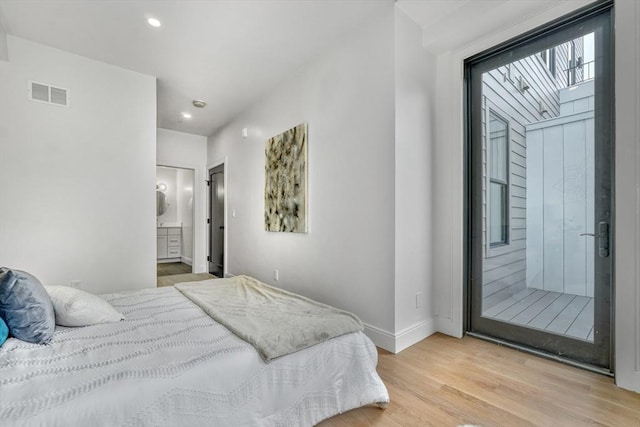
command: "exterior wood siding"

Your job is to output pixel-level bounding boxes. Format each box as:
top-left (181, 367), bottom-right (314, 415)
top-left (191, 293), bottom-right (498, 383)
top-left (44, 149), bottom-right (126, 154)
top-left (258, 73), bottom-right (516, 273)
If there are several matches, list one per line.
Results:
top-left (525, 81), bottom-right (595, 297)
top-left (481, 39), bottom-right (586, 312)
top-left (480, 43), bottom-right (578, 312)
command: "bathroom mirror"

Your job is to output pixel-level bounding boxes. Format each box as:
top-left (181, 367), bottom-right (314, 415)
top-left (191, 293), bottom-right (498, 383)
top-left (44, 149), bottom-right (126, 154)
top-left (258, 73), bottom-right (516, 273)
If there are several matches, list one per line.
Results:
top-left (156, 190), bottom-right (167, 216)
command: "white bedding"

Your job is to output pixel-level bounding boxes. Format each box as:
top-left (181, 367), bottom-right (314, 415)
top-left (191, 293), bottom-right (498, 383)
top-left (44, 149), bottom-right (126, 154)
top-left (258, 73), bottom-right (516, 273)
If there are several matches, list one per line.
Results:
top-left (0, 286), bottom-right (389, 426)
top-left (176, 276), bottom-right (364, 361)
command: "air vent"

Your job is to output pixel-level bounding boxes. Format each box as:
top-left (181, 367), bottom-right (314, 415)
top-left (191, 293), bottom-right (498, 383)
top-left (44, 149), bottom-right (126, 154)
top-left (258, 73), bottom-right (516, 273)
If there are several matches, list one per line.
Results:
top-left (28, 80), bottom-right (70, 107)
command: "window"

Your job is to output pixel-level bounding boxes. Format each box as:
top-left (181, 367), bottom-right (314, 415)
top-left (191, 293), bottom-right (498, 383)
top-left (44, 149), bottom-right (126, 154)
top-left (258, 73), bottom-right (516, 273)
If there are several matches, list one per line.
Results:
top-left (488, 110), bottom-right (509, 246)
top-left (539, 48), bottom-right (556, 76)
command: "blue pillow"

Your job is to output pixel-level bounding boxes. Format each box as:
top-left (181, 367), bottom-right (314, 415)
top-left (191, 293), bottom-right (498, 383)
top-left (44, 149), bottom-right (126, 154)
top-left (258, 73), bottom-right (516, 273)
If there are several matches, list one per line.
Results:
top-left (0, 268), bottom-right (55, 344)
top-left (0, 317), bottom-right (8, 346)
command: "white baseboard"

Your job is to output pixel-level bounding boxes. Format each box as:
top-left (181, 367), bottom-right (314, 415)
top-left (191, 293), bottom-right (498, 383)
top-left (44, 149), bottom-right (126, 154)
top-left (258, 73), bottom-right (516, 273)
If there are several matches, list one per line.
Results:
top-left (181, 256), bottom-right (193, 266)
top-left (157, 258), bottom-right (181, 264)
top-left (363, 324), bottom-right (396, 353)
top-left (364, 317), bottom-right (437, 354)
top-left (435, 316), bottom-right (463, 338)
top-left (395, 318), bottom-right (437, 353)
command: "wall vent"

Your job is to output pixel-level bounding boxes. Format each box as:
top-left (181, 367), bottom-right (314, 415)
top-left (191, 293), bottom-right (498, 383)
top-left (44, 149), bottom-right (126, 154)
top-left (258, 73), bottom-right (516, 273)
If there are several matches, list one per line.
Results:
top-left (27, 80), bottom-right (70, 107)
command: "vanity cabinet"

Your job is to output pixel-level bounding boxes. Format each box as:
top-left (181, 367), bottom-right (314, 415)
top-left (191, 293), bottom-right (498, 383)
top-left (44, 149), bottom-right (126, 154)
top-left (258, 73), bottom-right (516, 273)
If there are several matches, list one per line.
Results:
top-left (157, 227), bottom-right (181, 260)
top-left (157, 234), bottom-right (168, 259)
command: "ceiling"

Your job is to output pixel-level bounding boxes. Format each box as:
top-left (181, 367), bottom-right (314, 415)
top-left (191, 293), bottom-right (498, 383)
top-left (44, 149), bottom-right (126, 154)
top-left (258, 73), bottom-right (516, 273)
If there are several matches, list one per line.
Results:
top-left (395, 0), bottom-right (590, 53)
top-left (0, 0), bottom-right (390, 136)
top-left (0, 1), bottom-right (589, 137)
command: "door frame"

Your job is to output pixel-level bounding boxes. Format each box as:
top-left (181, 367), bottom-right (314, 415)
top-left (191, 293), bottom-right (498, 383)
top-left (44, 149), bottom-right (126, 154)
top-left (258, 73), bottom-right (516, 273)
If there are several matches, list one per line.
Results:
top-left (464, 1), bottom-right (614, 371)
top-left (207, 157), bottom-right (228, 278)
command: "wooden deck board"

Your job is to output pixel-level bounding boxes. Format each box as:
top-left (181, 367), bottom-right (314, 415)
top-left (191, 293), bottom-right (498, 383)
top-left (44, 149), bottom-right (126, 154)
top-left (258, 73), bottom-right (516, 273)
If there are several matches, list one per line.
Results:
top-left (481, 285), bottom-right (594, 342)
top-left (565, 298), bottom-right (594, 340)
top-left (510, 291), bottom-right (561, 325)
top-left (527, 293), bottom-right (576, 329)
top-left (493, 290), bottom-right (547, 321)
top-left (546, 295), bottom-right (590, 335)
top-left (483, 288), bottom-right (535, 317)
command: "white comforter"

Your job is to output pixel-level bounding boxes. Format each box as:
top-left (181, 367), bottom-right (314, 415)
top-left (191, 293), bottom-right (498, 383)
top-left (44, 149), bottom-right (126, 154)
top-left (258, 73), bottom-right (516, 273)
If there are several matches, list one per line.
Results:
top-left (0, 286), bottom-right (389, 426)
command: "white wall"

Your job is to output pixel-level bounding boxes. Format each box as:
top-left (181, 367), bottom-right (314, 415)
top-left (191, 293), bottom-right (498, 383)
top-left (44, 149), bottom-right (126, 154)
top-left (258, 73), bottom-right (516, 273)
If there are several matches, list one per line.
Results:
top-left (0, 36), bottom-right (156, 294)
top-left (431, 0), bottom-right (640, 392)
top-left (393, 8), bottom-right (437, 351)
top-left (157, 128), bottom-right (208, 273)
top-left (0, 19), bottom-right (7, 61)
top-left (207, 6), bottom-right (397, 345)
top-left (613, 0), bottom-right (640, 393)
top-left (176, 168), bottom-right (194, 262)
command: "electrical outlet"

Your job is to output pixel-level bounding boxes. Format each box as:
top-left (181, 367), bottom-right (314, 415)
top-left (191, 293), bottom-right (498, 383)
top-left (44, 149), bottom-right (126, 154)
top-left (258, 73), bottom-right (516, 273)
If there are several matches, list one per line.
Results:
top-left (70, 280), bottom-right (81, 289)
top-left (273, 269), bottom-right (279, 281)
top-left (415, 292), bottom-right (423, 308)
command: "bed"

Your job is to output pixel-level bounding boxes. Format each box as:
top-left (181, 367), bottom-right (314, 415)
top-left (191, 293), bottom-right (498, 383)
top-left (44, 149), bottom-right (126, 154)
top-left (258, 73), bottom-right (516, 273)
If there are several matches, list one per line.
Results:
top-left (0, 275), bottom-right (389, 426)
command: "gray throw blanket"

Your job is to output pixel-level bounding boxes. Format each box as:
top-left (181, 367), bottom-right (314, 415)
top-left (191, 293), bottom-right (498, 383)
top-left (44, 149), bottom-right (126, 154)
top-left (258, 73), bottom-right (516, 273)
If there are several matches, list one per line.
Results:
top-left (175, 275), bottom-right (364, 362)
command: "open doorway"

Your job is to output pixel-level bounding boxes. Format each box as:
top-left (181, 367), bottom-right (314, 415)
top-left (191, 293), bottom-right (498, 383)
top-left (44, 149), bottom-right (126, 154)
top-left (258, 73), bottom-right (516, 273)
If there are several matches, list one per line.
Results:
top-left (156, 165), bottom-right (195, 279)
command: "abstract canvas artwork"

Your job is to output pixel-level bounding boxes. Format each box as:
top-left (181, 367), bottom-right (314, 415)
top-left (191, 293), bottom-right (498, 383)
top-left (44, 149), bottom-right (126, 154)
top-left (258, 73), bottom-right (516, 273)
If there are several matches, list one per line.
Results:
top-left (265, 123), bottom-right (308, 233)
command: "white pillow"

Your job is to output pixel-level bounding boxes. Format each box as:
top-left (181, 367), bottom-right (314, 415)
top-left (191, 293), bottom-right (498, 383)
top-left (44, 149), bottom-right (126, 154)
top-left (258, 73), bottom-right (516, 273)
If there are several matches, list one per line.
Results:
top-left (45, 286), bottom-right (124, 327)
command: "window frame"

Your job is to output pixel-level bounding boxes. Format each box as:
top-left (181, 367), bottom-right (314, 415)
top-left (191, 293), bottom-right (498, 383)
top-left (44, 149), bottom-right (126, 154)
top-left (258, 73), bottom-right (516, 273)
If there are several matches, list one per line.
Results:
top-left (485, 102), bottom-right (512, 257)
top-left (539, 47), bottom-right (557, 77)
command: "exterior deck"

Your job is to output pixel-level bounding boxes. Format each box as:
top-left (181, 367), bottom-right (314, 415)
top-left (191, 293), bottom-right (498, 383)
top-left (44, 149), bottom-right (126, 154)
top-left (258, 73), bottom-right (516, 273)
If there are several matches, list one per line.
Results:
top-left (482, 285), bottom-right (594, 342)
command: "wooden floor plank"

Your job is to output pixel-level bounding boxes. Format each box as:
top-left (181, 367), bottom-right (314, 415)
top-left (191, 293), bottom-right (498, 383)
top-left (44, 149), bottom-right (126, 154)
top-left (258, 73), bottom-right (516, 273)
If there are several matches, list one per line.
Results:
top-left (319, 334), bottom-right (640, 427)
top-left (527, 292), bottom-right (576, 330)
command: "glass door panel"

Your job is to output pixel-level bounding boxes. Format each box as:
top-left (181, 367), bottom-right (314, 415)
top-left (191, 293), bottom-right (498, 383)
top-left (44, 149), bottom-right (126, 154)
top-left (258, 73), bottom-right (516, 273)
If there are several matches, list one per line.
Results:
top-left (467, 5), bottom-right (612, 370)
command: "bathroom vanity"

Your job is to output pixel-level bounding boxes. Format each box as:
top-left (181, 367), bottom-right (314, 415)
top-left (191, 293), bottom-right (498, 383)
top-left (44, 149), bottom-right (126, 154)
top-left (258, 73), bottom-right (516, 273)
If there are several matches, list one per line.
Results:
top-left (157, 226), bottom-right (182, 261)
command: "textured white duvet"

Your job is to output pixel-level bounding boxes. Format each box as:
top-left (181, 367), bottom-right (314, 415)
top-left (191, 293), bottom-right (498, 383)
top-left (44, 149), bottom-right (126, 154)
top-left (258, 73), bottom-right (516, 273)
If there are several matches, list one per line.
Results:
top-left (0, 286), bottom-right (389, 426)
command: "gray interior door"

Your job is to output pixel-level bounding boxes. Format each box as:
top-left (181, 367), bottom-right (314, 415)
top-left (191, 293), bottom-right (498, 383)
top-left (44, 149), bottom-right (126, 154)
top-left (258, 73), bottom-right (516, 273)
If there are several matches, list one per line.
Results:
top-left (209, 167), bottom-right (224, 277)
top-left (466, 3), bottom-right (613, 370)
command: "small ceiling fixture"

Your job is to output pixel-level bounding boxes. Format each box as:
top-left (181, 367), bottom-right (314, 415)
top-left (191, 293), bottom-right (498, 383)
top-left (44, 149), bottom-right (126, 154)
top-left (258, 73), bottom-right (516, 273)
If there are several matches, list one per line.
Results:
top-left (192, 100), bottom-right (206, 108)
top-left (181, 112), bottom-right (192, 119)
top-left (147, 18), bottom-right (161, 28)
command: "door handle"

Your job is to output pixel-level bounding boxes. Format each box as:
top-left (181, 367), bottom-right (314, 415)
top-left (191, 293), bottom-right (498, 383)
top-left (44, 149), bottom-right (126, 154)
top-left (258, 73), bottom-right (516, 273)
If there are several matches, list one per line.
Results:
top-left (598, 221), bottom-right (609, 258)
top-left (579, 222), bottom-right (609, 257)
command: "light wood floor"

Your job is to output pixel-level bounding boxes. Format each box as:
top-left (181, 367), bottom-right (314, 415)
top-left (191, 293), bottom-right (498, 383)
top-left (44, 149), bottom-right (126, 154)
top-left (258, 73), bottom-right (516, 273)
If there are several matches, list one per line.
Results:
top-left (157, 262), bottom-right (193, 277)
top-left (484, 287), bottom-right (595, 341)
top-left (156, 272), bottom-right (216, 287)
top-left (319, 333), bottom-right (640, 426)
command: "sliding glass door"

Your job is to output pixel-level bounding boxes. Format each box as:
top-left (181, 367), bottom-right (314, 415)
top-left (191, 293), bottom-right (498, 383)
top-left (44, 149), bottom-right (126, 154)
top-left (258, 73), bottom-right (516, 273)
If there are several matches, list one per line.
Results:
top-left (466, 3), bottom-right (613, 370)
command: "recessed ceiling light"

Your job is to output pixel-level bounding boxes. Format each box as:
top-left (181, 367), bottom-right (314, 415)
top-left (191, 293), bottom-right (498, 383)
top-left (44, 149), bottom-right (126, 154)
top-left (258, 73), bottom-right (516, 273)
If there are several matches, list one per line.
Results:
top-left (181, 112), bottom-right (192, 119)
top-left (147, 18), bottom-right (161, 28)
top-left (192, 100), bottom-right (206, 108)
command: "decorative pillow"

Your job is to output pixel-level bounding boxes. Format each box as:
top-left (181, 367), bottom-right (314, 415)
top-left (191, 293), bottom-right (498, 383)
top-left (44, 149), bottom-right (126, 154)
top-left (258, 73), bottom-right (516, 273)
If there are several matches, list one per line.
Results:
top-left (0, 317), bottom-right (8, 346)
top-left (0, 268), bottom-right (55, 344)
top-left (45, 286), bottom-right (124, 327)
